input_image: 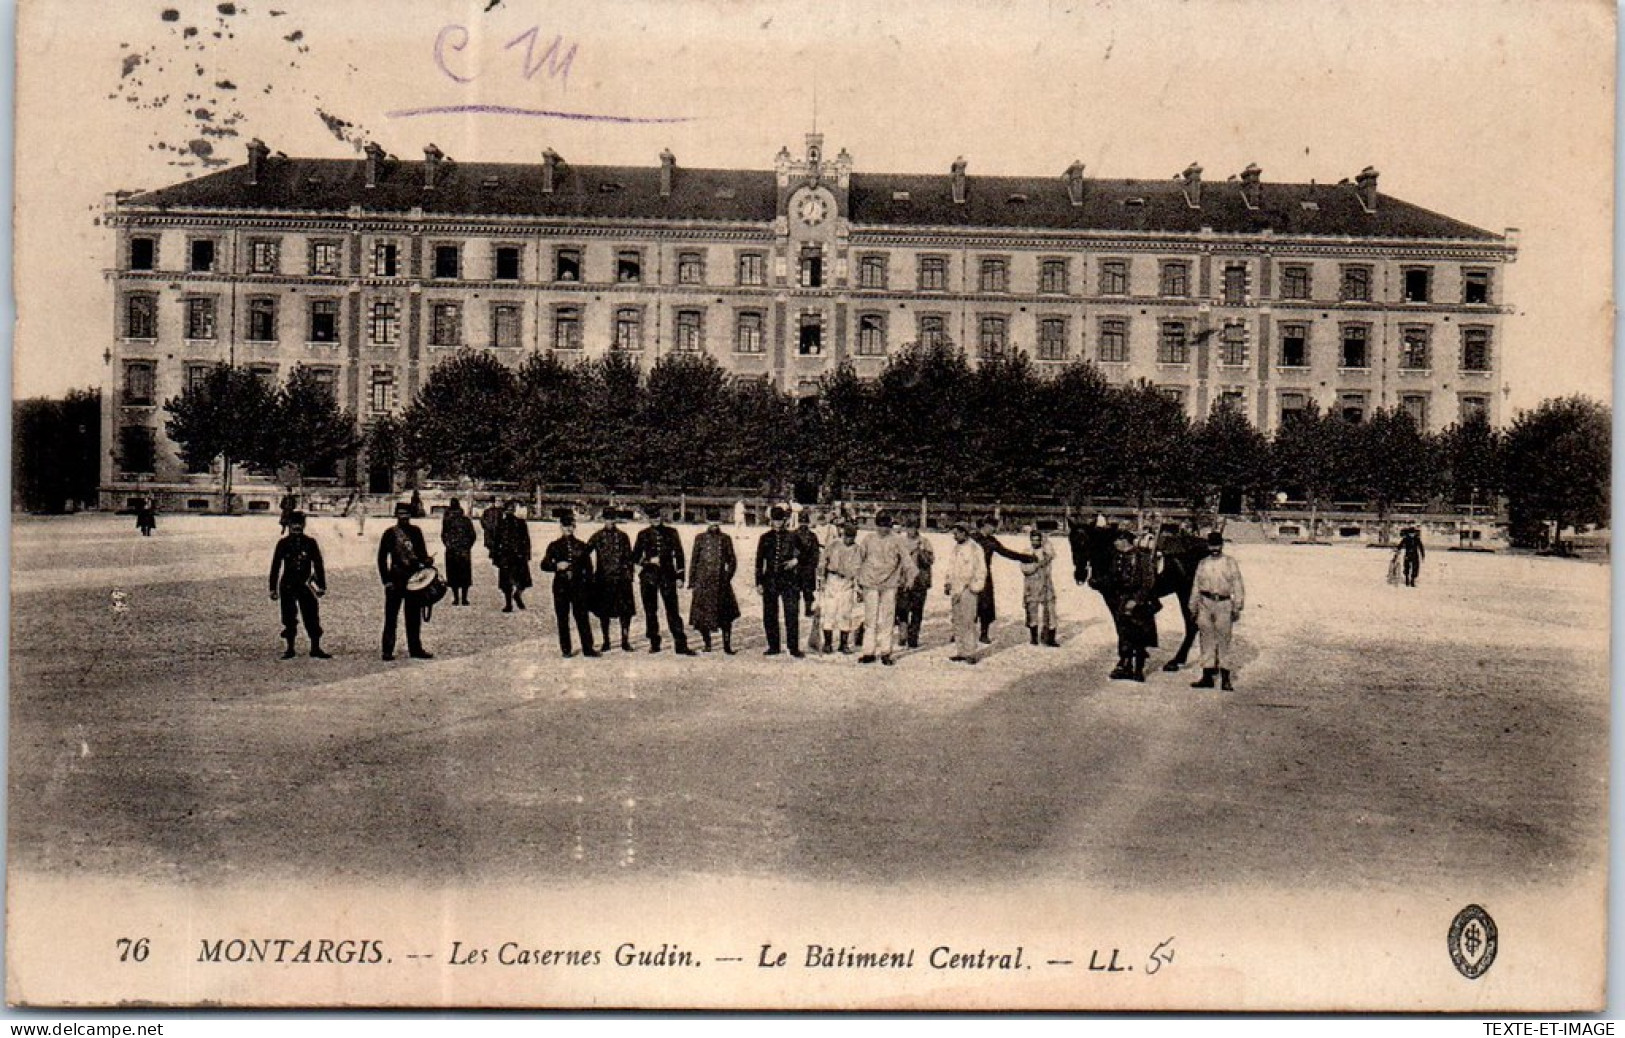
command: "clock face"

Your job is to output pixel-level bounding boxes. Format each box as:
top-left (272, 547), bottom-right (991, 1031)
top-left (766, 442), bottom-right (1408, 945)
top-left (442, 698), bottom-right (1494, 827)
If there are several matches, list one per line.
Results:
top-left (796, 194), bottom-right (831, 226)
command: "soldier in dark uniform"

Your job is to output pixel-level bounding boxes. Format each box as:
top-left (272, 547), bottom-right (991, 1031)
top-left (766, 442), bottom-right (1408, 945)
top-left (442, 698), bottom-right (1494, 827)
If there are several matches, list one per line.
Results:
top-left (538, 508), bottom-right (599, 658)
top-left (972, 515), bottom-right (1027, 644)
top-left (135, 494), bottom-right (157, 536)
top-left (793, 510), bottom-right (822, 617)
top-left (1398, 526), bottom-right (1426, 587)
top-left (494, 500), bottom-right (533, 612)
top-left (755, 505), bottom-right (807, 657)
top-left (268, 511), bottom-right (329, 659)
top-left (480, 498), bottom-right (504, 586)
top-left (588, 508), bottom-right (637, 652)
top-left (377, 501), bottom-right (433, 661)
top-left (1103, 529), bottom-right (1159, 681)
top-left (631, 506), bottom-right (694, 655)
top-left (440, 498), bottom-right (478, 605)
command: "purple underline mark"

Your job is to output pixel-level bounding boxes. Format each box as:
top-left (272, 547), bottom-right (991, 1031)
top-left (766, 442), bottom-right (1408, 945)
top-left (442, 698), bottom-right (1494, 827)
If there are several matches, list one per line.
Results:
top-left (385, 104), bottom-right (696, 125)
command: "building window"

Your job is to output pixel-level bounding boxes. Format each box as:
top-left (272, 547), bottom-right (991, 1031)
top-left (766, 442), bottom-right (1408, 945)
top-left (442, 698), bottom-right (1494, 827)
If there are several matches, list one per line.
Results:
top-left (1159, 260), bottom-right (1190, 298)
top-left (918, 314), bottom-right (947, 349)
top-left (433, 244), bottom-right (461, 280)
top-left (122, 361), bottom-right (156, 406)
top-left (308, 300), bottom-right (339, 344)
top-left (614, 307), bottom-right (643, 350)
top-left (189, 239), bottom-right (217, 273)
top-left (1399, 325), bottom-right (1431, 370)
top-left (552, 307), bottom-right (582, 351)
top-left (798, 247), bottom-right (823, 289)
top-left (1460, 394), bottom-right (1490, 421)
top-left (1099, 259), bottom-right (1129, 296)
top-left (1039, 258), bottom-right (1069, 295)
top-left (798, 313), bottom-right (823, 355)
top-left (857, 254), bottom-right (888, 290)
top-left (372, 241), bottom-right (399, 277)
top-left (118, 426), bottom-right (157, 475)
top-left (1279, 264), bottom-right (1311, 300)
top-left (430, 302), bottom-right (462, 347)
top-left (1338, 391), bottom-right (1368, 423)
top-left (368, 368), bottom-right (396, 415)
top-left (978, 257), bottom-right (1009, 293)
top-left (1219, 322), bottom-right (1249, 366)
top-left (492, 304), bottom-right (522, 349)
top-left (1158, 321), bottom-right (1189, 364)
top-left (616, 250), bottom-right (643, 284)
top-left (369, 300), bottom-right (399, 345)
top-left (674, 309), bottom-right (704, 353)
top-left (918, 255), bottom-right (948, 291)
top-left (1463, 269), bottom-right (1492, 305)
top-left (1461, 327), bottom-right (1493, 371)
top-left (1037, 317), bottom-right (1067, 361)
top-left (1097, 317), bottom-right (1128, 363)
top-left (185, 297), bottom-right (217, 340)
top-left (247, 296), bottom-right (277, 342)
top-left (309, 367), bottom-right (339, 401)
top-left (978, 316), bottom-right (1008, 359)
top-left (1402, 266), bottom-right (1432, 303)
top-left (249, 238), bottom-right (281, 274)
top-left (737, 252), bottom-right (766, 287)
top-left (183, 363), bottom-right (211, 392)
top-left (129, 236), bottom-right (157, 271)
top-left (555, 247), bottom-right (582, 282)
top-left (1340, 264), bottom-right (1373, 302)
top-left (735, 311), bottom-right (765, 354)
top-left (1218, 390), bottom-right (1246, 414)
top-left (1221, 263), bottom-right (1248, 305)
top-left (1340, 324), bottom-right (1370, 368)
top-left (1279, 391), bottom-right (1309, 425)
top-left (247, 364), bottom-right (278, 383)
top-left (1159, 386), bottom-right (1186, 406)
top-left (1399, 393), bottom-right (1429, 427)
top-left (309, 240), bottom-right (341, 277)
top-left (677, 251), bottom-right (705, 286)
top-left (492, 246), bottom-right (521, 281)
top-left (125, 294), bottom-right (157, 339)
top-left (856, 313), bottom-right (886, 357)
top-left (1279, 323), bottom-right (1309, 367)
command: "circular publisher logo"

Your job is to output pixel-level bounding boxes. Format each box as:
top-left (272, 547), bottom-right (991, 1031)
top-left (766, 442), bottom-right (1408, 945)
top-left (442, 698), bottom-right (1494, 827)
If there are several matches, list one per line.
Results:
top-left (1449, 904), bottom-right (1498, 980)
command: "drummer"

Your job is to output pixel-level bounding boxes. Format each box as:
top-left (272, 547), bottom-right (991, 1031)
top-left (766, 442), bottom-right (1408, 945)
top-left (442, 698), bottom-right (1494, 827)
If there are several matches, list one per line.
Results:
top-left (377, 500), bottom-right (435, 661)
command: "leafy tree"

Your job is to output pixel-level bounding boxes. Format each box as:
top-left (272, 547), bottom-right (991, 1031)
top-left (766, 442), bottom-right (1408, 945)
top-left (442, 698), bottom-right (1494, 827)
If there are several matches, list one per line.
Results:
top-left (14, 388), bottom-right (101, 513)
top-left (403, 349), bottom-right (519, 481)
top-left (577, 351), bottom-right (645, 488)
top-left (869, 342), bottom-right (971, 497)
top-left (641, 353), bottom-right (732, 492)
top-left (803, 362), bottom-right (876, 500)
top-left (362, 414), bottom-right (405, 495)
top-left (1270, 401), bottom-right (1358, 540)
top-left (720, 375), bottom-right (796, 492)
top-left (1189, 399), bottom-right (1270, 514)
top-left (963, 351), bottom-right (1047, 498)
top-left (1041, 361), bottom-right (1114, 505)
top-left (1438, 410), bottom-right (1503, 511)
top-left (1349, 407), bottom-right (1440, 541)
top-left (163, 363), bottom-right (278, 510)
top-left (1097, 380), bottom-right (1193, 513)
top-left (1502, 395), bottom-right (1610, 547)
top-left (261, 365), bottom-right (361, 481)
top-left (509, 352), bottom-right (588, 487)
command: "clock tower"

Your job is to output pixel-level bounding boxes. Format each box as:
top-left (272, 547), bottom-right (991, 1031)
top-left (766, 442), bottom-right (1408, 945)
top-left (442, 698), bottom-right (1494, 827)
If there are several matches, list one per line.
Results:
top-left (774, 133), bottom-right (853, 373)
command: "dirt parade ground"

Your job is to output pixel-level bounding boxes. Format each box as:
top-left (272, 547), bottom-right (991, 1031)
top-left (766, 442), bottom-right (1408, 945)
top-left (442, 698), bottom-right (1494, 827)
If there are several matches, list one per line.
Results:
top-left (7, 513), bottom-right (1608, 892)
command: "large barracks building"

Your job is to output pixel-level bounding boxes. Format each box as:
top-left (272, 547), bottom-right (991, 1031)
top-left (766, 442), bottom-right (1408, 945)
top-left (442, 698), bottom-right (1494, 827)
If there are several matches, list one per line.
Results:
top-left (102, 133), bottom-right (1515, 500)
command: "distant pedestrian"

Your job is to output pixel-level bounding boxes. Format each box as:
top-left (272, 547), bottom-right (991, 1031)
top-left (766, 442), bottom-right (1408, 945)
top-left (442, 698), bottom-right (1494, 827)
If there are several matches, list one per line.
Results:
top-left (1103, 529), bottom-right (1158, 682)
top-left (589, 509), bottom-right (637, 652)
top-left (818, 521), bottom-right (862, 654)
top-left (688, 519), bottom-right (741, 654)
top-left (377, 502), bottom-right (433, 661)
top-left (1190, 531), bottom-right (1245, 690)
top-left (278, 491), bottom-right (299, 535)
top-left (1397, 526), bottom-right (1426, 587)
top-left (268, 511), bottom-right (329, 659)
top-left (855, 512), bottom-right (915, 666)
top-left (440, 498), bottom-right (478, 606)
top-left (793, 509), bottom-right (822, 618)
top-left (135, 495), bottom-right (157, 537)
top-left (494, 499), bottom-right (533, 612)
top-left (943, 520), bottom-right (988, 664)
top-left (409, 488), bottom-right (425, 519)
top-left (1019, 529), bottom-right (1058, 647)
top-left (972, 515), bottom-right (1027, 644)
top-left (539, 508), bottom-right (598, 658)
top-left (755, 505), bottom-right (808, 657)
top-left (895, 514), bottom-right (934, 649)
top-left (633, 505), bottom-right (694, 655)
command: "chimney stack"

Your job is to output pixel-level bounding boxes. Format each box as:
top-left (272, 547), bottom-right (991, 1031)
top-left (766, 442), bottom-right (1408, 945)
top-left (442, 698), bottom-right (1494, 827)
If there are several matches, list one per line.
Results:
top-left (542, 148), bottom-right (561, 194)
top-left (423, 144), bottom-right (444, 190)
top-left (1239, 163), bottom-right (1262, 209)
top-left (246, 138), bottom-right (269, 186)
top-left (1355, 166), bottom-right (1379, 213)
top-left (1180, 162), bottom-right (1203, 208)
top-left (1064, 160), bottom-right (1086, 207)
top-left (659, 148), bottom-right (675, 198)
top-left (363, 142), bottom-right (384, 189)
top-left (951, 157), bottom-right (968, 205)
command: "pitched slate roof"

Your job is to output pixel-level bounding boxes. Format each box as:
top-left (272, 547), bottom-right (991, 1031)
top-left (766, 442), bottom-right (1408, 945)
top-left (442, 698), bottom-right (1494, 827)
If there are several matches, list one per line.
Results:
top-left (123, 155), bottom-right (1503, 241)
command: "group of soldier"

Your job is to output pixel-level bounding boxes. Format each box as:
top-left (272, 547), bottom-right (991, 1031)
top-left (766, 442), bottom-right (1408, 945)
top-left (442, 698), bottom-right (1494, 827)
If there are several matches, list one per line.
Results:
top-left (265, 498), bottom-right (1247, 684)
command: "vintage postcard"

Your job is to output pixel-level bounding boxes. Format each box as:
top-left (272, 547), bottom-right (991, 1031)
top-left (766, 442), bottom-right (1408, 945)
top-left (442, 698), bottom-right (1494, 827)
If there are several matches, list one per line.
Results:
top-left (7, 0), bottom-right (1613, 1010)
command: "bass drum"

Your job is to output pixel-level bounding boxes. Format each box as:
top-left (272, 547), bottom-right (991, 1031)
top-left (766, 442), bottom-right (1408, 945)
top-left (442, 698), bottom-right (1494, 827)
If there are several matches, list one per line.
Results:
top-left (406, 566), bottom-right (448, 607)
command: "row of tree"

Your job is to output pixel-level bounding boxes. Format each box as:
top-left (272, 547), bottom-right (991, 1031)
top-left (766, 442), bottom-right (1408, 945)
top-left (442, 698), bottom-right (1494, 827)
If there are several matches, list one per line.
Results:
top-left (138, 345), bottom-right (1608, 545)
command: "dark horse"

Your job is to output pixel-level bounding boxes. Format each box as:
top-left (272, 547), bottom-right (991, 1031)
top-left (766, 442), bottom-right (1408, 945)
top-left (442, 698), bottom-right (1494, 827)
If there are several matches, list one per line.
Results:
top-left (1068, 519), bottom-right (1209, 671)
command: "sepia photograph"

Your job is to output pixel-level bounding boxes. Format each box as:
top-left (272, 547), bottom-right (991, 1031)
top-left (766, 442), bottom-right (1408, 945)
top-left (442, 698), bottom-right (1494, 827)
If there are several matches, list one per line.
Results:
top-left (5, 0), bottom-right (1614, 1011)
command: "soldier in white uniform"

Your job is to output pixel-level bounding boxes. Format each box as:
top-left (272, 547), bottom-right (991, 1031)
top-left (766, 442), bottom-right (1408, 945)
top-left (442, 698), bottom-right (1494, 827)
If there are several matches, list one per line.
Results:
top-left (1190, 531), bottom-right (1246, 691)
top-left (943, 520), bottom-right (989, 665)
